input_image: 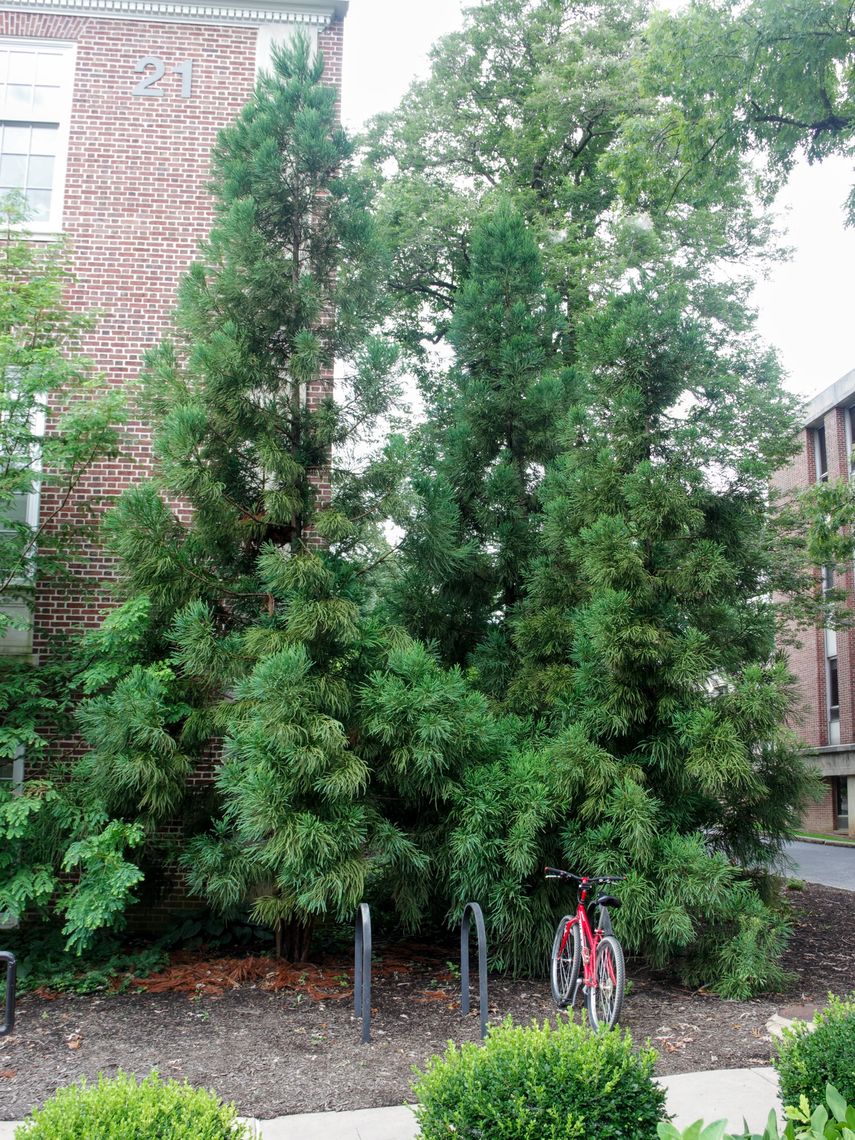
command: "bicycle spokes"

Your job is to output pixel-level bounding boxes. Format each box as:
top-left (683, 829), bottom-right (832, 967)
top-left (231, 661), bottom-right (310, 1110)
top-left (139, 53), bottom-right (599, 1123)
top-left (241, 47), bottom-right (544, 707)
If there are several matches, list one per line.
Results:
top-left (588, 936), bottom-right (625, 1029)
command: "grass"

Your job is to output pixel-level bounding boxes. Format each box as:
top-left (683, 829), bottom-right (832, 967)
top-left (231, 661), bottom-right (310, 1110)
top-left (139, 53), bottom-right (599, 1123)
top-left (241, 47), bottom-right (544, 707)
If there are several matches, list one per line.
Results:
top-left (794, 829), bottom-right (855, 844)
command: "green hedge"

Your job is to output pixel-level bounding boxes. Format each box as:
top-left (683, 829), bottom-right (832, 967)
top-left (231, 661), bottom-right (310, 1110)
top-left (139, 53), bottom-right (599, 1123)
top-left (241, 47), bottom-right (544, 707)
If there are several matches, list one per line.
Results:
top-left (14, 1071), bottom-right (252, 1139)
top-left (773, 994), bottom-right (855, 1109)
top-left (413, 1016), bottom-right (666, 1139)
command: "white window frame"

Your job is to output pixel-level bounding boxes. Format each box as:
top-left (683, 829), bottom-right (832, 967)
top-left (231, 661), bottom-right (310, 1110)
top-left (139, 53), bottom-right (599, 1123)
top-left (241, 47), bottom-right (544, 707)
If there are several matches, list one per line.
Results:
top-left (1, 374), bottom-right (44, 578)
top-left (0, 746), bottom-right (23, 791)
top-left (0, 38), bottom-right (76, 236)
top-left (0, 748), bottom-right (23, 929)
top-left (827, 654), bottom-right (841, 745)
top-left (0, 377), bottom-right (43, 655)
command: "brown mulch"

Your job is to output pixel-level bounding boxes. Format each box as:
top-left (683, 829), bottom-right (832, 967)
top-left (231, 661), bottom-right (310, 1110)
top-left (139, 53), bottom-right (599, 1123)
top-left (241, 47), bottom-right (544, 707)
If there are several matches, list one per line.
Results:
top-left (1, 882), bottom-right (854, 1121)
top-left (127, 953), bottom-right (354, 1002)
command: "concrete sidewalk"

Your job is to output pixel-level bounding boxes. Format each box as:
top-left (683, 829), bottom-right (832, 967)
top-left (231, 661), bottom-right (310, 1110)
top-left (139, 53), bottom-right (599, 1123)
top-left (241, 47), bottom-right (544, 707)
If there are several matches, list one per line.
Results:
top-left (0, 1067), bottom-right (782, 1138)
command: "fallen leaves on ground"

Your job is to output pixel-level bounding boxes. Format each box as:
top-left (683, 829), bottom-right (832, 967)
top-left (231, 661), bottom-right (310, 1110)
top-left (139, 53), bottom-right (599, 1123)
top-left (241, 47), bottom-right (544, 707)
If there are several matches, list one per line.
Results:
top-left (126, 954), bottom-right (353, 1001)
top-left (122, 940), bottom-right (455, 1002)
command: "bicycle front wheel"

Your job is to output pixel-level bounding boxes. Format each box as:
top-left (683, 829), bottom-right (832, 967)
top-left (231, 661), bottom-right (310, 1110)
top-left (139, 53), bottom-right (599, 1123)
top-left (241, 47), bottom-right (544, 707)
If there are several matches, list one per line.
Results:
top-left (586, 934), bottom-right (625, 1029)
top-left (550, 915), bottom-right (581, 1008)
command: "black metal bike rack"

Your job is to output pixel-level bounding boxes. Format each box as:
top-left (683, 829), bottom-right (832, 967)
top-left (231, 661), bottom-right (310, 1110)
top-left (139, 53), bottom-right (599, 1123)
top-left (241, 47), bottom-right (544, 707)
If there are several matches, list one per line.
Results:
top-left (0, 952), bottom-right (16, 1038)
top-left (460, 901), bottom-right (488, 1040)
top-left (354, 903), bottom-right (372, 1044)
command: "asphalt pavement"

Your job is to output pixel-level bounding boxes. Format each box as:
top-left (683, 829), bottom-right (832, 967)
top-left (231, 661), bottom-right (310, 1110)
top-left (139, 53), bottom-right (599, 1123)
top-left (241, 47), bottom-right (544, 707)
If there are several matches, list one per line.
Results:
top-left (782, 839), bottom-right (855, 891)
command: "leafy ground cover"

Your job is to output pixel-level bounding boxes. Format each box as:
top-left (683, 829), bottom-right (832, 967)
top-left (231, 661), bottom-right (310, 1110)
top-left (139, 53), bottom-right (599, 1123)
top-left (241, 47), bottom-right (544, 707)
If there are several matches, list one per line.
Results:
top-left (0, 883), bottom-right (852, 1120)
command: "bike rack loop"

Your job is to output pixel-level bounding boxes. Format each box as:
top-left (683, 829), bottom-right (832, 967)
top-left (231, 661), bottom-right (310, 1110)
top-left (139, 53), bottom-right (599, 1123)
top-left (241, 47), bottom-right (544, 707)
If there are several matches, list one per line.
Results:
top-left (460, 902), bottom-right (488, 1041)
top-left (354, 903), bottom-right (372, 1045)
top-left (0, 952), bottom-right (16, 1038)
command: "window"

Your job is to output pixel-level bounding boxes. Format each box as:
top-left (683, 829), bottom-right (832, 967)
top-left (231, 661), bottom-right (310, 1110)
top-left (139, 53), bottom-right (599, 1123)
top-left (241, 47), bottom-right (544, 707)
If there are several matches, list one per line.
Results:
top-left (813, 425), bottom-right (829, 483)
top-left (0, 749), bottom-right (22, 791)
top-left (0, 748), bottom-right (22, 929)
top-left (827, 655), bottom-right (840, 744)
top-left (835, 777), bottom-right (849, 826)
top-left (0, 41), bottom-right (75, 233)
top-left (846, 408), bottom-right (855, 479)
top-left (0, 372), bottom-right (42, 656)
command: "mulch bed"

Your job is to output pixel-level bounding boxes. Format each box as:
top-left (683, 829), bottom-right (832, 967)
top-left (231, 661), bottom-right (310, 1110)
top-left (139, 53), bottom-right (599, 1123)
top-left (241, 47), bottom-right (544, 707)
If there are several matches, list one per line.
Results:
top-left (1, 882), bottom-right (854, 1120)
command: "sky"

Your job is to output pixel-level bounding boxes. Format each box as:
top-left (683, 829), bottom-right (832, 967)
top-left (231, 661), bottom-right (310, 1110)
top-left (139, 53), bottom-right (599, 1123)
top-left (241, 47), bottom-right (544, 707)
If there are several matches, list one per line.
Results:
top-left (340, 0), bottom-right (855, 404)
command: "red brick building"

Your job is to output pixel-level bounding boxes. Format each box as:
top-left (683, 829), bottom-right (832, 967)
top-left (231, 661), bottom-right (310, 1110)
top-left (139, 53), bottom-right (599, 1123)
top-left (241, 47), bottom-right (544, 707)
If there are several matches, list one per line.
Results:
top-left (0, 0), bottom-right (347, 791)
top-left (775, 368), bottom-right (855, 838)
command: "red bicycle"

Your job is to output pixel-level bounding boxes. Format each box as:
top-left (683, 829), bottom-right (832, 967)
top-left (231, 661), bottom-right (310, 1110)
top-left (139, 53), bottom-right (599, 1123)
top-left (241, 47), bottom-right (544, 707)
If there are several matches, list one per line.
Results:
top-left (544, 866), bottom-right (626, 1029)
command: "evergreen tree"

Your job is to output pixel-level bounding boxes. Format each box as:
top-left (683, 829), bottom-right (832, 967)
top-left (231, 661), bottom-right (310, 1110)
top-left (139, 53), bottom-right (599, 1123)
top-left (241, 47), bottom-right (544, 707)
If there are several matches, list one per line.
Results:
top-left (71, 37), bottom-right (498, 958)
top-left (390, 201), bottom-right (573, 674)
top-left (444, 273), bottom-right (820, 992)
top-left (363, 0), bottom-right (836, 994)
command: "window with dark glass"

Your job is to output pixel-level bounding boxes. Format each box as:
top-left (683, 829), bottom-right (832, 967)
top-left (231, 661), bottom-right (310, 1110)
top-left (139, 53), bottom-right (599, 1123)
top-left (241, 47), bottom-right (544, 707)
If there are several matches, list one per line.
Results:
top-left (814, 425), bottom-right (829, 483)
top-left (836, 776), bottom-right (849, 820)
top-left (828, 655), bottom-right (840, 719)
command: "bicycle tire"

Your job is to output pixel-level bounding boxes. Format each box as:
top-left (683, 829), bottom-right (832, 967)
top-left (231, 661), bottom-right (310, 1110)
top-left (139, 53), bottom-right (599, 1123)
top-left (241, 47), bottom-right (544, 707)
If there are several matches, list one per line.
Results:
top-left (597, 905), bottom-right (613, 936)
top-left (586, 934), bottom-right (625, 1029)
top-left (550, 915), bottom-right (581, 1008)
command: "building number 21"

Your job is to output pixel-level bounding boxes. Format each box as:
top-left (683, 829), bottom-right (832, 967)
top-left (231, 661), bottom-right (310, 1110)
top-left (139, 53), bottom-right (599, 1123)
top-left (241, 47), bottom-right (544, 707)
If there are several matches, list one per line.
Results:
top-left (133, 58), bottom-right (194, 98)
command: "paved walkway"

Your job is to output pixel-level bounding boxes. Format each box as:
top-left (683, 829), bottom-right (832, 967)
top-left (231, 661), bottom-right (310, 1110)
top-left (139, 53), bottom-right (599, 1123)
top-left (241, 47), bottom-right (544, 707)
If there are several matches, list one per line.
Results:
top-left (0, 1067), bottom-right (781, 1138)
top-left (784, 839), bottom-right (855, 891)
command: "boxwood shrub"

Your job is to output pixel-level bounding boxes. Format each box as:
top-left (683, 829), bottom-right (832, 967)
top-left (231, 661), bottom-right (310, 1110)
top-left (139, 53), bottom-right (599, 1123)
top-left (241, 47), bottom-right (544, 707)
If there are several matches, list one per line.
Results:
top-left (773, 993), bottom-right (855, 1109)
top-left (14, 1071), bottom-right (252, 1139)
top-left (413, 1016), bottom-right (666, 1140)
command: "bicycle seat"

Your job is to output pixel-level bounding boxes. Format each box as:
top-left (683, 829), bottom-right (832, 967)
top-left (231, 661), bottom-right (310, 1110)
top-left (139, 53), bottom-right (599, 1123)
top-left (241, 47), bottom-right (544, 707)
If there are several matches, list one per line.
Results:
top-left (594, 894), bottom-right (621, 910)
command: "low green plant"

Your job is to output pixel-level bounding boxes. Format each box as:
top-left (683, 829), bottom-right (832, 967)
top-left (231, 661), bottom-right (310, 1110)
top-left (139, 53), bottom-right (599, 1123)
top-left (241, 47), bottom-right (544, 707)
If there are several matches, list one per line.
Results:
top-left (773, 994), bottom-right (855, 1108)
top-left (656, 1083), bottom-right (855, 1139)
top-left (3, 927), bottom-right (168, 995)
top-left (786, 880), bottom-right (805, 892)
top-left (413, 1016), bottom-right (666, 1139)
top-left (14, 1071), bottom-right (252, 1139)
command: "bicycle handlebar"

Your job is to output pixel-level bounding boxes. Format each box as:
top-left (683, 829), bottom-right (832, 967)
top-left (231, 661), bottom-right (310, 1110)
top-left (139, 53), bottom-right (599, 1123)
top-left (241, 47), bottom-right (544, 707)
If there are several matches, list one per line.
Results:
top-left (544, 867), bottom-right (625, 884)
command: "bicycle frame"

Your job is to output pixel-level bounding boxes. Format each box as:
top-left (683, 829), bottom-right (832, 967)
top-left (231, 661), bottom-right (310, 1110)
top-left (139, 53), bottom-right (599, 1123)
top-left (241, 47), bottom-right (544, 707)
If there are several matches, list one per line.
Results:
top-left (557, 885), bottom-right (615, 999)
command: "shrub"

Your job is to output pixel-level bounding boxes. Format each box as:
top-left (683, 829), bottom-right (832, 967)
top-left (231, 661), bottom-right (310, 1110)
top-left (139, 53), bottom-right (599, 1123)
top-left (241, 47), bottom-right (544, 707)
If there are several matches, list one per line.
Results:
top-left (773, 993), bottom-right (855, 1108)
top-left (14, 1071), bottom-right (252, 1139)
top-left (412, 1016), bottom-right (666, 1140)
top-left (656, 1082), bottom-right (855, 1139)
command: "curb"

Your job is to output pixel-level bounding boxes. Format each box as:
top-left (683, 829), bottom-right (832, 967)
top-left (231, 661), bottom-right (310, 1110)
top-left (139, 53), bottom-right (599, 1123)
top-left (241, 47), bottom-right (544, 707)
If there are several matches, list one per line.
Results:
top-left (793, 834), bottom-right (855, 849)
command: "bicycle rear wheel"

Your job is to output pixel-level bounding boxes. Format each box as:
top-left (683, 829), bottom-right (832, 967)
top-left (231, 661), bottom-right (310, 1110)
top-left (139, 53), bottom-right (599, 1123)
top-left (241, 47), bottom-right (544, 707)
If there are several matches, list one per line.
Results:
top-left (550, 916), bottom-right (581, 1008)
top-left (586, 934), bottom-right (625, 1029)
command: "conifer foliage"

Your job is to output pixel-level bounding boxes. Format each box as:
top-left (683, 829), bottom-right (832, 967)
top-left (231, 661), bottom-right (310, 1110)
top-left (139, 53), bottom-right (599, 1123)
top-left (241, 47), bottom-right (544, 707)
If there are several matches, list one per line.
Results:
top-left (444, 274), bottom-right (819, 992)
top-left (390, 201), bottom-right (573, 672)
top-left (73, 38), bottom-right (472, 957)
top-left (372, 0), bottom-right (825, 992)
top-left (20, 10), bottom-right (832, 999)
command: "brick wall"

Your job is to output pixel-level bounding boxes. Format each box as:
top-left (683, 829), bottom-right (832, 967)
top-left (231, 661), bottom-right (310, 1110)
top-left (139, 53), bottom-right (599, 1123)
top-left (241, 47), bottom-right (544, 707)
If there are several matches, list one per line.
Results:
top-left (802, 777), bottom-right (836, 834)
top-left (773, 432), bottom-right (826, 748)
top-left (2, 11), bottom-right (258, 655)
top-left (0, 11), bottom-right (346, 651)
top-left (773, 395), bottom-right (855, 835)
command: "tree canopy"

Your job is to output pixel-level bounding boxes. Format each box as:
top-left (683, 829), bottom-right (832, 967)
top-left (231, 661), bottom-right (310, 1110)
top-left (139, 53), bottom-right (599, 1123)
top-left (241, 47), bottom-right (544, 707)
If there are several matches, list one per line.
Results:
top-left (3, 2), bottom-right (848, 996)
